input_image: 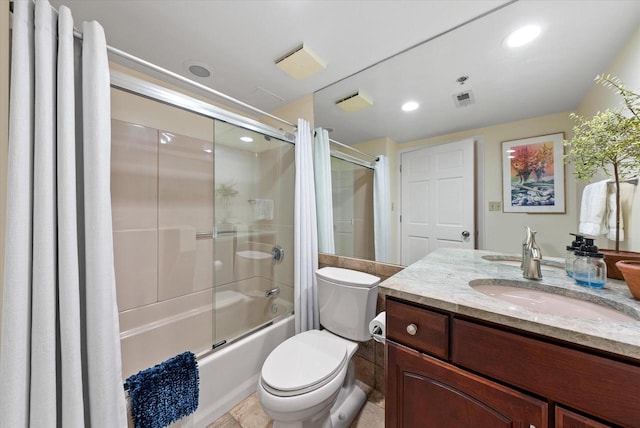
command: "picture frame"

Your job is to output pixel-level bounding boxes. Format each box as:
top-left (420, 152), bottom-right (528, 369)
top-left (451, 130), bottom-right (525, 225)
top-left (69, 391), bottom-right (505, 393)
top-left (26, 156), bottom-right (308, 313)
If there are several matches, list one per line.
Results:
top-left (501, 132), bottom-right (565, 213)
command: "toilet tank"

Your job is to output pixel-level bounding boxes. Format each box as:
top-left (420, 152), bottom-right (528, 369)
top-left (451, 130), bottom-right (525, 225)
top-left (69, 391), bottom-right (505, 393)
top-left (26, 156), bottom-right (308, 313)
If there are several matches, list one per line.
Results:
top-left (316, 267), bottom-right (380, 341)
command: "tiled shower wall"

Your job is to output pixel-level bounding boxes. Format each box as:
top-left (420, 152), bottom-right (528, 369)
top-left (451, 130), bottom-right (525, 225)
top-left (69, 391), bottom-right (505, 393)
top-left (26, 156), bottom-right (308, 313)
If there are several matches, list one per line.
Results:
top-left (111, 118), bottom-right (216, 377)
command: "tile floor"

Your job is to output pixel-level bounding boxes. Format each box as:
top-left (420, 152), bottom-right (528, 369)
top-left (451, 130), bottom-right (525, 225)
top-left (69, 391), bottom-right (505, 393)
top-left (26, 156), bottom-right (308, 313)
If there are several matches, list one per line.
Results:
top-left (207, 381), bottom-right (385, 428)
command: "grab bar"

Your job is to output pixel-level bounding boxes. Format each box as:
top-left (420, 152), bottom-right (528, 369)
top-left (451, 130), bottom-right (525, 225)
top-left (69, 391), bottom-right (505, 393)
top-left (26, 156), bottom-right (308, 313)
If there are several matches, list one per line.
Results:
top-left (265, 287), bottom-right (280, 298)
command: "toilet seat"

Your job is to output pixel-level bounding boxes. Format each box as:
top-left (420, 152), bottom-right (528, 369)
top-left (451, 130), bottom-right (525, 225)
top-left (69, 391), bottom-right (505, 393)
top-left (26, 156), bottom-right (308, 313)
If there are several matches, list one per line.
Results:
top-left (261, 330), bottom-right (349, 397)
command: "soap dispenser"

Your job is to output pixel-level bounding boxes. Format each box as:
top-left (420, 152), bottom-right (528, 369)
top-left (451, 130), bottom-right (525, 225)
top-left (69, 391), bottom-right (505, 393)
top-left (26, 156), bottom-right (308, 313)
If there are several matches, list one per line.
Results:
top-left (565, 233), bottom-right (584, 277)
top-left (572, 238), bottom-right (607, 288)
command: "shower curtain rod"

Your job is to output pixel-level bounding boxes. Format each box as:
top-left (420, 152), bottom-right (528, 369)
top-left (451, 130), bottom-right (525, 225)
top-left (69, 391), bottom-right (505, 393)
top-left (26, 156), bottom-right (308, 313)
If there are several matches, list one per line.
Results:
top-left (330, 150), bottom-right (375, 170)
top-left (9, 1), bottom-right (296, 128)
top-left (328, 138), bottom-right (379, 162)
top-left (72, 30), bottom-right (297, 129)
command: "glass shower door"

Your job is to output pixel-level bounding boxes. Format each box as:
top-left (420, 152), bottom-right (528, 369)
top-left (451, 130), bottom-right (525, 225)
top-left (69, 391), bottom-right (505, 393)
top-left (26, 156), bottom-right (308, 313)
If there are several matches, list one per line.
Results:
top-left (331, 156), bottom-right (375, 260)
top-left (212, 120), bottom-right (294, 345)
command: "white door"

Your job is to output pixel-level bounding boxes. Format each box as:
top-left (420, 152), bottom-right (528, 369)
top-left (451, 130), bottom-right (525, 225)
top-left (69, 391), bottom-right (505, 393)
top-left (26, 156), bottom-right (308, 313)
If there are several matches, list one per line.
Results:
top-left (400, 139), bottom-right (475, 266)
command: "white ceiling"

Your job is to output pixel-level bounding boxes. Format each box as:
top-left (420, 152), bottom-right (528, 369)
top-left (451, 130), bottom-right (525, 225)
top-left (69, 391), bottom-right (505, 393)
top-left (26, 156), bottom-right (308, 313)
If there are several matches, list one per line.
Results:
top-left (48, 0), bottom-right (640, 145)
top-left (315, 0), bottom-right (640, 144)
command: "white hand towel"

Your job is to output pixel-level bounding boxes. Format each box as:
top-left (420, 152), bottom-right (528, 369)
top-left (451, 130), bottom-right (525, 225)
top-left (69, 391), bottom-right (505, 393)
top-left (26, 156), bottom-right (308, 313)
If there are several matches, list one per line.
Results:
top-left (253, 199), bottom-right (274, 220)
top-left (606, 182), bottom-right (635, 241)
top-left (579, 180), bottom-right (609, 236)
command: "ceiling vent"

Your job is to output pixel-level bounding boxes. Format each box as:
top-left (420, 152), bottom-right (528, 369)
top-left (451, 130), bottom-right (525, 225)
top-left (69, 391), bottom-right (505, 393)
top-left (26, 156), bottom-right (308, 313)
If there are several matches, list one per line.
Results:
top-left (335, 91), bottom-right (373, 112)
top-left (453, 90), bottom-right (475, 108)
top-left (275, 44), bottom-right (326, 80)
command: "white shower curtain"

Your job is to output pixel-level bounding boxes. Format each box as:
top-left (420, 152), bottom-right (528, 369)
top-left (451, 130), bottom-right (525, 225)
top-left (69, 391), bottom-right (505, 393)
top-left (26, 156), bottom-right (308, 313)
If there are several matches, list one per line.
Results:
top-left (0, 1), bottom-right (127, 427)
top-left (374, 155), bottom-right (392, 263)
top-left (294, 119), bottom-right (319, 333)
top-left (313, 128), bottom-right (335, 254)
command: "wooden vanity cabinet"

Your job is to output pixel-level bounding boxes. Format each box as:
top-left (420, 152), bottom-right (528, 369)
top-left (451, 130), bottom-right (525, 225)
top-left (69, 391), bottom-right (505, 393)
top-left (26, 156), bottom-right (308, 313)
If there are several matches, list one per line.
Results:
top-left (556, 407), bottom-right (611, 428)
top-left (385, 297), bottom-right (640, 428)
top-left (387, 341), bottom-right (548, 427)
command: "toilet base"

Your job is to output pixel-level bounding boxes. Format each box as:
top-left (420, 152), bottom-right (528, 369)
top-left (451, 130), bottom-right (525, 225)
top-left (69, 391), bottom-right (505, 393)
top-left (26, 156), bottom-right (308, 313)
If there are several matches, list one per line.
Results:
top-left (328, 382), bottom-right (366, 428)
top-left (270, 360), bottom-right (367, 428)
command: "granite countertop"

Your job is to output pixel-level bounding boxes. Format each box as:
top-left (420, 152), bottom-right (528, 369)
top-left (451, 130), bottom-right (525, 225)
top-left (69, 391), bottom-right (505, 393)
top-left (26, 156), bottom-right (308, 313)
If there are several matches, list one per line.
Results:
top-left (379, 248), bottom-right (640, 360)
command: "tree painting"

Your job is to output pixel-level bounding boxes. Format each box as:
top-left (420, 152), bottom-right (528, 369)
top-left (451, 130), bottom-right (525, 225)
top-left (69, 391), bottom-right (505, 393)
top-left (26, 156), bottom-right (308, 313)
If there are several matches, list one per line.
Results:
top-left (509, 141), bottom-right (556, 206)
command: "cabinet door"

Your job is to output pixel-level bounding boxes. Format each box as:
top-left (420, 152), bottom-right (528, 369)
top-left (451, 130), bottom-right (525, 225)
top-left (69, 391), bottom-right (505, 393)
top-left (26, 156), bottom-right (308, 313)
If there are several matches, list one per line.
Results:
top-left (556, 407), bottom-right (612, 428)
top-left (387, 341), bottom-right (548, 428)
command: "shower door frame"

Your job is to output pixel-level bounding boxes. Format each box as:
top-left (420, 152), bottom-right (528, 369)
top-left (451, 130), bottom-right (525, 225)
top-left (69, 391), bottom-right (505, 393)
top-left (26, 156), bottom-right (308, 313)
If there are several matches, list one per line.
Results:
top-left (110, 71), bottom-right (296, 358)
top-left (110, 70), bottom-right (295, 145)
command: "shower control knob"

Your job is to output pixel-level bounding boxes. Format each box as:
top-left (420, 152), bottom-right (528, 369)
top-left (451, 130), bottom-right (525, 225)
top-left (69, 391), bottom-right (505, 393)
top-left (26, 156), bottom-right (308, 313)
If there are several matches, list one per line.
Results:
top-left (271, 245), bottom-right (284, 263)
top-left (406, 323), bottom-right (418, 336)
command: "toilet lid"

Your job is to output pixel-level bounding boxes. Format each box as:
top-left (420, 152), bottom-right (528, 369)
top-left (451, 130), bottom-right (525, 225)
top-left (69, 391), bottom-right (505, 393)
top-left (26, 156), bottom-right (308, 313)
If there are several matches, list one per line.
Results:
top-left (261, 330), bottom-right (348, 396)
top-left (316, 267), bottom-right (380, 288)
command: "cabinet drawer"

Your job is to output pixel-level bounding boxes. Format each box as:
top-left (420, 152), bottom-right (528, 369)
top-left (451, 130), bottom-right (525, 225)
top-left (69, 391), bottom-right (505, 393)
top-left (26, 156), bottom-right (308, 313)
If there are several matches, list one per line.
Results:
top-left (452, 319), bottom-right (640, 428)
top-left (386, 298), bottom-right (449, 359)
top-left (555, 407), bottom-right (611, 428)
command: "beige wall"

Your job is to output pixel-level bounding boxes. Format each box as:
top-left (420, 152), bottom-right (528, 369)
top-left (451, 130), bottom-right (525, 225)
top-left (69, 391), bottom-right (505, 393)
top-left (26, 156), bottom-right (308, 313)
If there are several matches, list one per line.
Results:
top-left (348, 115), bottom-right (576, 259)
top-left (575, 26), bottom-right (640, 252)
top-left (0, 0), bottom-right (10, 327)
top-left (350, 113), bottom-right (576, 260)
top-left (264, 93), bottom-right (314, 129)
top-left (400, 112), bottom-right (577, 258)
top-left (352, 137), bottom-right (400, 263)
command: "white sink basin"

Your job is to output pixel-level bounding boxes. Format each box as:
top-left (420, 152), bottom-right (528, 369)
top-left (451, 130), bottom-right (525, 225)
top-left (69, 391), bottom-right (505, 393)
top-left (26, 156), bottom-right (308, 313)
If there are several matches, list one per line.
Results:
top-left (469, 279), bottom-right (637, 322)
top-left (481, 255), bottom-right (564, 272)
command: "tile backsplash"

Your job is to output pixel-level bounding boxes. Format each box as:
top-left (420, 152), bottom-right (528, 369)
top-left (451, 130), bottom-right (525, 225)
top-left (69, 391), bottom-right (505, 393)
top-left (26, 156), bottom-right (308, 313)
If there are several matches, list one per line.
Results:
top-left (318, 253), bottom-right (404, 394)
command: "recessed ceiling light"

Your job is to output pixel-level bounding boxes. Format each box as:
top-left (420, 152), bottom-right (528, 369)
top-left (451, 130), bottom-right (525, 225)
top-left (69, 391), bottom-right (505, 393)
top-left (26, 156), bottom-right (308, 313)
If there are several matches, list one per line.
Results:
top-left (240, 136), bottom-right (254, 143)
top-left (184, 60), bottom-right (213, 78)
top-left (189, 64), bottom-right (211, 78)
top-left (402, 101), bottom-right (420, 112)
top-left (504, 25), bottom-right (541, 48)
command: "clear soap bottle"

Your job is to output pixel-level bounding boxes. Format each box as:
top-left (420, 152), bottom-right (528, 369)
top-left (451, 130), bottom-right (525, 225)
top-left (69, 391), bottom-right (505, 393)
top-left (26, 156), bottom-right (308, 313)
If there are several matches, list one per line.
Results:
top-left (572, 238), bottom-right (607, 289)
top-left (565, 233), bottom-right (584, 277)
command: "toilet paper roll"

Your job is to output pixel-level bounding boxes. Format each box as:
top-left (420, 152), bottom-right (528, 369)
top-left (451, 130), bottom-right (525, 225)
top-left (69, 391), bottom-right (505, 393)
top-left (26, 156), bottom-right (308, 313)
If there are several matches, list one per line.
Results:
top-left (369, 311), bottom-right (386, 343)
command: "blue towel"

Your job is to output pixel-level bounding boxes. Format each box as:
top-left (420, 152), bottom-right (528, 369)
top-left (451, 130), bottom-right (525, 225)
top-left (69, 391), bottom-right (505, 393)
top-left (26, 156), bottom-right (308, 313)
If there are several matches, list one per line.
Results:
top-left (125, 351), bottom-right (199, 428)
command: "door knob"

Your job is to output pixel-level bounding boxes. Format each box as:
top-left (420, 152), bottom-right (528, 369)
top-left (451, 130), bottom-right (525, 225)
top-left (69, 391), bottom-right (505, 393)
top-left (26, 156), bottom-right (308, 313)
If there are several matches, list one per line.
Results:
top-left (462, 230), bottom-right (470, 238)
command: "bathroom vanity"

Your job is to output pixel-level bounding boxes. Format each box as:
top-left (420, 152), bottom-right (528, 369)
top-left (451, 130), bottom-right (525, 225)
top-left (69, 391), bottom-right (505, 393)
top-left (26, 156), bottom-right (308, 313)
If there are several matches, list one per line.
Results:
top-left (380, 249), bottom-right (640, 428)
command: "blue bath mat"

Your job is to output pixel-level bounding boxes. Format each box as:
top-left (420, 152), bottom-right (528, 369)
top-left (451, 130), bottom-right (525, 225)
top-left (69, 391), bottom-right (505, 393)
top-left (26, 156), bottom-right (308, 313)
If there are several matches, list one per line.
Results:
top-left (125, 351), bottom-right (199, 428)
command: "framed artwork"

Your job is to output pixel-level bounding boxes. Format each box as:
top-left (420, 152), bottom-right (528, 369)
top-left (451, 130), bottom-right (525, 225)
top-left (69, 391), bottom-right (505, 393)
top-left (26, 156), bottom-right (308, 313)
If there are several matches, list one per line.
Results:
top-left (501, 132), bottom-right (565, 213)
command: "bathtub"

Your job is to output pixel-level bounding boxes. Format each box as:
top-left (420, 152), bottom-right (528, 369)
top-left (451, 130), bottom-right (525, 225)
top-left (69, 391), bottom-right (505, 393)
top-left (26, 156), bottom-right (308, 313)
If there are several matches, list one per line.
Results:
top-left (119, 277), bottom-right (294, 426)
top-left (189, 314), bottom-right (295, 426)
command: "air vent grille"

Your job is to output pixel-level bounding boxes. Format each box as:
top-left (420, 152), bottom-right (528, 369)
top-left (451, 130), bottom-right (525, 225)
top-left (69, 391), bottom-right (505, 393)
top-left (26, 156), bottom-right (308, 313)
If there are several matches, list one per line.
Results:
top-left (335, 91), bottom-right (373, 112)
top-left (453, 90), bottom-right (475, 108)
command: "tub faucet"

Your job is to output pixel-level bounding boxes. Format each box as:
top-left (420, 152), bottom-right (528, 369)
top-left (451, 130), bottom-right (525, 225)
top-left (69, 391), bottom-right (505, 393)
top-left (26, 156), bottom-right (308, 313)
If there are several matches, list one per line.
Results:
top-left (522, 229), bottom-right (542, 280)
top-left (265, 287), bottom-right (280, 298)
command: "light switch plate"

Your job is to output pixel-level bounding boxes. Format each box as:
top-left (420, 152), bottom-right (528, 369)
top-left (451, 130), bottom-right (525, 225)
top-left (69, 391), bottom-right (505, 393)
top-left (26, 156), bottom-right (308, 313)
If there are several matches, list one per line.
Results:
top-left (488, 201), bottom-right (501, 211)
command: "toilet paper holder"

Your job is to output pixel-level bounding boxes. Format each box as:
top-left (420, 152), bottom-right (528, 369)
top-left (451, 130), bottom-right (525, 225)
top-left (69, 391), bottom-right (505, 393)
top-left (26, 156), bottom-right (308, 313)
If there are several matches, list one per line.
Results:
top-left (369, 311), bottom-right (386, 344)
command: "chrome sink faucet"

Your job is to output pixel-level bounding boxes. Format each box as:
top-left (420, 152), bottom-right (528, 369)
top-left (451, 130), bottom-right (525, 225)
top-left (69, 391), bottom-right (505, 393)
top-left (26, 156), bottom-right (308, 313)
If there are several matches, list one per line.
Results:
top-left (522, 227), bottom-right (542, 280)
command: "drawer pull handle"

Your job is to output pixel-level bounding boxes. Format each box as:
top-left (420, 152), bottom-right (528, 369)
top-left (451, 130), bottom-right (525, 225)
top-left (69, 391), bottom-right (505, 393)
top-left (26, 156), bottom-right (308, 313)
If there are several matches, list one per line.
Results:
top-left (406, 323), bottom-right (418, 335)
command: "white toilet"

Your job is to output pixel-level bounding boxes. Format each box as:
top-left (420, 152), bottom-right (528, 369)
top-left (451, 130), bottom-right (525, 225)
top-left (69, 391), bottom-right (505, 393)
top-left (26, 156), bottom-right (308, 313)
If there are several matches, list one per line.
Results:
top-left (257, 267), bottom-right (380, 428)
